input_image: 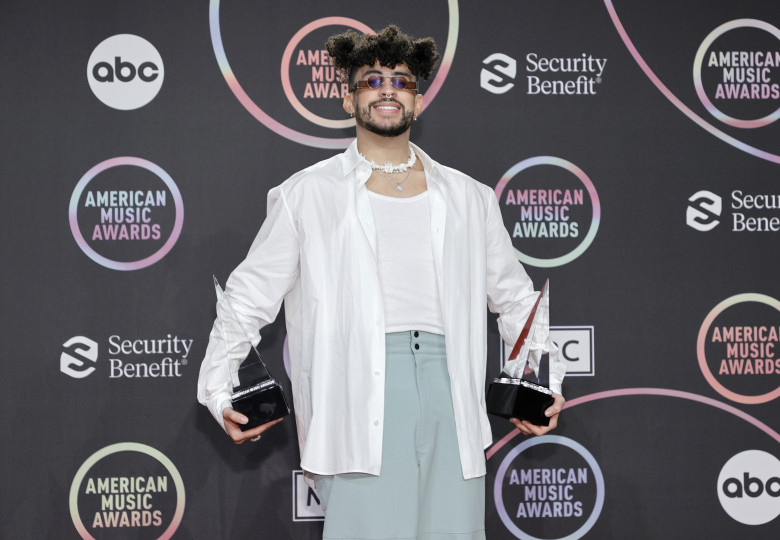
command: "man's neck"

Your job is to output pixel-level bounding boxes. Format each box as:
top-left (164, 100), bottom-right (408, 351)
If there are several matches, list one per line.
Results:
top-left (355, 128), bottom-right (412, 164)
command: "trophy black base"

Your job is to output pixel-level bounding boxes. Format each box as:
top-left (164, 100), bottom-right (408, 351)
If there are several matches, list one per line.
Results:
top-left (231, 379), bottom-right (290, 431)
top-left (486, 378), bottom-right (554, 426)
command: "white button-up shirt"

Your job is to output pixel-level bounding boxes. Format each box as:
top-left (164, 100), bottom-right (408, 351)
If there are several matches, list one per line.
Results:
top-left (197, 141), bottom-right (563, 480)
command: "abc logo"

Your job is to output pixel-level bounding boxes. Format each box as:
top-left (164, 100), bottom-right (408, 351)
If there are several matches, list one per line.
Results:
top-left (722, 473), bottom-right (780, 498)
top-left (87, 34), bottom-right (164, 110)
top-left (717, 450), bottom-right (780, 525)
top-left (91, 57), bottom-right (159, 83)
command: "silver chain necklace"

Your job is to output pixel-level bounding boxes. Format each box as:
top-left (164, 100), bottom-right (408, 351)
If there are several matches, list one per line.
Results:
top-left (383, 167), bottom-right (413, 192)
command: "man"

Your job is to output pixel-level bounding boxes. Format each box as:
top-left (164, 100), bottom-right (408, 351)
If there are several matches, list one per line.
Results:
top-left (198, 24), bottom-right (565, 540)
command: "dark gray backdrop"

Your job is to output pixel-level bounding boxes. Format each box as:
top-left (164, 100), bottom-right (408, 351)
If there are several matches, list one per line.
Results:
top-left (2, 1), bottom-right (779, 538)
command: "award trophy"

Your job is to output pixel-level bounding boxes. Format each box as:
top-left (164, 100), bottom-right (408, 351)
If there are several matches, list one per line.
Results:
top-left (486, 279), bottom-right (558, 426)
top-left (214, 277), bottom-right (290, 431)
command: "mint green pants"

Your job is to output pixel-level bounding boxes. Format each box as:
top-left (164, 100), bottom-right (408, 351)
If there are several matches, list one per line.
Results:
top-left (315, 331), bottom-right (486, 540)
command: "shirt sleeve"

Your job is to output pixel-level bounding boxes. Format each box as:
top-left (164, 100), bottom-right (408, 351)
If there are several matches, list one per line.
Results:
top-left (483, 189), bottom-right (565, 395)
top-left (197, 186), bottom-right (301, 428)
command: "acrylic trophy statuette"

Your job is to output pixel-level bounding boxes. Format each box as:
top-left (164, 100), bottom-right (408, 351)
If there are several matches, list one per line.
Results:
top-left (214, 277), bottom-right (290, 431)
top-left (486, 279), bottom-right (558, 426)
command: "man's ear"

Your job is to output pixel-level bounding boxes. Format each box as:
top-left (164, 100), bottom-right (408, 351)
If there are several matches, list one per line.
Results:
top-left (414, 93), bottom-right (424, 117)
top-left (343, 92), bottom-right (354, 116)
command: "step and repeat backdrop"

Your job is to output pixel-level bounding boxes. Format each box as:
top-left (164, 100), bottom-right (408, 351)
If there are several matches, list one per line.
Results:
top-left (2, 1), bottom-right (779, 539)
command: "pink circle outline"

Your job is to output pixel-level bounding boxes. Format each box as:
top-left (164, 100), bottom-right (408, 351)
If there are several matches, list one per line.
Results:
top-left (280, 17), bottom-right (373, 129)
top-left (697, 293), bottom-right (780, 404)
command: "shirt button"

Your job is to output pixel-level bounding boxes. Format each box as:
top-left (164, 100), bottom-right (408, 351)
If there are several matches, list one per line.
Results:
top-left (413, 331), bottom-right (419, 337)
top-left (374, 370), bottom-right (380, 376)
top-left (373, 419), bottom-right (379, 426)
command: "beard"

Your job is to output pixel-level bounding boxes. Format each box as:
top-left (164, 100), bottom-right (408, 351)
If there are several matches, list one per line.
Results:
top-left (354, 98), bottom-right (415, 137)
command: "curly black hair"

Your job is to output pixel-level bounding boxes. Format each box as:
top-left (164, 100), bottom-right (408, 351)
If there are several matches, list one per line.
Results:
top-left (325, 24), bottom-right (440, 86)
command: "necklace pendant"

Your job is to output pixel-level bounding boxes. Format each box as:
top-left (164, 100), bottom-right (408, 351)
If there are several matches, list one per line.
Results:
top-left (396, 184), bottom-right (403, 192)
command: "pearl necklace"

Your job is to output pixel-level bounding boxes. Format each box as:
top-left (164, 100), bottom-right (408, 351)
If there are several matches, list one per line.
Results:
top-left (360, 145), bottom-right (417, 174)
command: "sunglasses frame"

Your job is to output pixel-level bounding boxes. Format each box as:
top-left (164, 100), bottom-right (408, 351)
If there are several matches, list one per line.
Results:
top-left (351, 75), bottom-right (418, 93)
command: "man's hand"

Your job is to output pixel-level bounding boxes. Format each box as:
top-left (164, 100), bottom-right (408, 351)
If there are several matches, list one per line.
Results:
top-left (509, 392), bottom-right (565, 436)
top-left (223, 407), bottom-right (283, 444)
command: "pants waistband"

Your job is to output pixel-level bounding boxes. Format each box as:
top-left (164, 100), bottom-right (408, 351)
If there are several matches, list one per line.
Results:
top-left (385, 330), bottom-right (445, 356)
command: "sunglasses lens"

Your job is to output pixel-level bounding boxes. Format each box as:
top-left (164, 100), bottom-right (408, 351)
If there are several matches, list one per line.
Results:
top-left (367, 76), bottom-right (383, 89)
top-left (391, 77), bottom-right (407, 90)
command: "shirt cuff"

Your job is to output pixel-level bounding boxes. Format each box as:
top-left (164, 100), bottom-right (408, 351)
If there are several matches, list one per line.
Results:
top-left (209, 394), bottom-right (233, 431)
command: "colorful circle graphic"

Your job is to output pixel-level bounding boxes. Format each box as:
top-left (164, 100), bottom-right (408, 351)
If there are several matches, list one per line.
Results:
top-left (697, 293), bottom-right (780, 405)
top-left (69, 157), bottom-right (184, 271)
top-left (280, 17), bottom-right (373, 129)
top-left (69, 442), bottom-right (186, 540)
top-left (494, 156), bottom-right (601, 268)
top-left (693, 19), bottom-right (780, 129)
top-left (209, 1), bottom-right (460, 148)
top-left (493, 435), bottom-right (605, 540)
top-left (604, 1), bottom-right (780, 165)
top-left (487, 388), bottom-right (780, 536)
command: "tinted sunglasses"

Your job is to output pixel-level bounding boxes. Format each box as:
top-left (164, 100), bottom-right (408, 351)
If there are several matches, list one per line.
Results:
top-left (352, 75), bottom-right (418, 93)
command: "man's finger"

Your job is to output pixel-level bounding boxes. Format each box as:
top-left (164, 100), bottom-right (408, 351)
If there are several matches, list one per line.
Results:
top-left (224, 409), bottom-right (249, 425)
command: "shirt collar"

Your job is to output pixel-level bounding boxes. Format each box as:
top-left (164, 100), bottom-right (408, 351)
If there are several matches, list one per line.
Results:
top-left (409, 141), bottom-right (444, 181)
top-left (342, 139), bottom-right (363, 178)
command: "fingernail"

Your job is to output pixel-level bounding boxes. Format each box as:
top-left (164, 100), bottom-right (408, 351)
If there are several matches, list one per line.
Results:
top-left (545, 410), bottom-right (553, 417)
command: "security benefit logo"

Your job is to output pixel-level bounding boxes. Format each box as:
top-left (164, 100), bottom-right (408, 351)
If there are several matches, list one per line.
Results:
top-left (687, 189), bottom-right (780, 233)
top-left (694, 19), bottom-right (780, 129)
top-left (87, 34), bottom-right (164, 110)
top-left (481, 52), bottom-right (607, 95)
top-left (493, 436), bottom-right (604, 540)
top-left (495, 157), bottom-right (600, 268)
top-left (717, 450), bottom-right (780, 526)
top-left (60, 334), bottom-right (192, 381)
top-left (686, 191), bottom-right (721, 232)
top-left (61, 336), bottom-right (100, 379)
top-left (698, 293), bottom-right (780, 405)
top-left (69, 443), bottom-right (185, 539)
top-left (69, 157), bottom-right (184, 271)
top-left (481, 53), bottom-right (517, 95)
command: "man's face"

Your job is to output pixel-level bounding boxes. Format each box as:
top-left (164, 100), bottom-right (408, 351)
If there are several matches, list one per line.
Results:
top-left (345, 61), bottom-right (423, 138)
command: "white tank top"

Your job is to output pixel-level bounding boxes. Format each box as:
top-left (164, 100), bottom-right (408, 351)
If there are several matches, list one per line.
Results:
top-left (368, 190), bottom-right (445, 334)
